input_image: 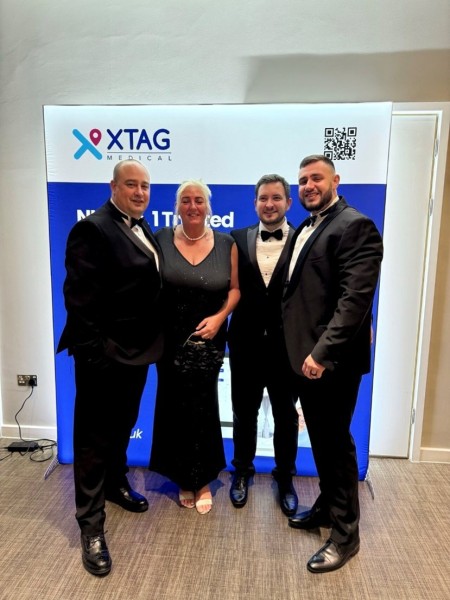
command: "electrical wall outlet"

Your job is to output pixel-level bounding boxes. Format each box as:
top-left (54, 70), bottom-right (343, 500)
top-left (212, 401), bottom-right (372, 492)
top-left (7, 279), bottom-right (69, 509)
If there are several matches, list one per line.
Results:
top-left (17, 374), bottom-right (37, 386)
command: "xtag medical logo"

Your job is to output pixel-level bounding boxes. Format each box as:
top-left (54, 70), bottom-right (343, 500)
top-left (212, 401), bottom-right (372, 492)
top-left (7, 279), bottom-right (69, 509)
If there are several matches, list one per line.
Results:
top-left (73, 128), bottom-right (103, 159)
top-left (72, 127), bottom-right (172, 162)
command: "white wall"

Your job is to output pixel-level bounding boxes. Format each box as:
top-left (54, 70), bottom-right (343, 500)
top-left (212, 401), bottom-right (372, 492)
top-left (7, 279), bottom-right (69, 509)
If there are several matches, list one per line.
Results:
top-left (371, 110), bottom-right (449, 457)
top-left (1, 0), bottom-right (450, 450)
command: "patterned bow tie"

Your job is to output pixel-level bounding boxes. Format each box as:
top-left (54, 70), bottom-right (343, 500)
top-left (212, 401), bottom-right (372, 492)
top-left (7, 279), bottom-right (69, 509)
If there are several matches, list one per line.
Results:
top-left (261, 229), bottom-right (283, 241)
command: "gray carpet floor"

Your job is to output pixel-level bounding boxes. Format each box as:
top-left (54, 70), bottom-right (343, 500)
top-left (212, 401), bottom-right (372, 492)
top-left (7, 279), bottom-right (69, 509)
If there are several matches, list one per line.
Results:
top-left (0, 447), bottom-right (449, 600)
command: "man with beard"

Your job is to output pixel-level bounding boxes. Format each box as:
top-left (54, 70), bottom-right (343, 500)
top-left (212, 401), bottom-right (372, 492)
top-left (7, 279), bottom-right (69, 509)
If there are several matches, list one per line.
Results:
top-left (282, 155), bottom-right (383, 573)
top-left (228, 174), bottom-right (299, 516)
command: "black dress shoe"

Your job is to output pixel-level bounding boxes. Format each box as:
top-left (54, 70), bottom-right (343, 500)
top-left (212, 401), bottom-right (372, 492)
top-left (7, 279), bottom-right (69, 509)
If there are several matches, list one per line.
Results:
top-left (307, 538), bottom-right (360, 574)
top-left (288, 507), bottom-right (331, 530)
top-left (81, 533), bottom-right (112, 576)
top-left (230, 473), bottom-right (249, 508)
top-left (105, 487), bottom-right (148, 512)
top-left (278, 482), bottom-right (298, 516)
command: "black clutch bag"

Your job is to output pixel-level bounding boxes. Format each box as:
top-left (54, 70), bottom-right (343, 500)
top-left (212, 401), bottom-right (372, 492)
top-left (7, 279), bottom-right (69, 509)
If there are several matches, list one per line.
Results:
top-left (173, 333), bottom-right (224, 378)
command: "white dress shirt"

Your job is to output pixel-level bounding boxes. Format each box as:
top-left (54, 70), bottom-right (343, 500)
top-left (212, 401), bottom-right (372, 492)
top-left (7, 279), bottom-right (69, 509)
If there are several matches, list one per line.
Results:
top-left (110, 199), bottom-right (159, 269)
top-left (288, 197), bottom-right (339, 281)
top-left (257, 219), bottom-right (289, 286)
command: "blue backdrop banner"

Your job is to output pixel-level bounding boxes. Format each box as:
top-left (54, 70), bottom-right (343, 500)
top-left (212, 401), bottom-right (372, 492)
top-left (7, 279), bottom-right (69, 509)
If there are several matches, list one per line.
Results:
top-left (44, 103), bottom-right (392, 479)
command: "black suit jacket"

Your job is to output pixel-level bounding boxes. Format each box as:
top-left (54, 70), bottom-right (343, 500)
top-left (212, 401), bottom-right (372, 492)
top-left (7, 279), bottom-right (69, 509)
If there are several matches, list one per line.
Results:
top-left (57, 200), bottom-right (163, 365)
top-left (282, 197), bottom-right (383, 376)
top-left (228, 223), bottom-right (295, 354)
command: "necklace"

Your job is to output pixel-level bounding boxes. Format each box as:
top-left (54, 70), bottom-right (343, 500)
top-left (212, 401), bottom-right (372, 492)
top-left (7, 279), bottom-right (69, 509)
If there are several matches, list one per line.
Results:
top-left (181, 226), bottom-right (207, 241)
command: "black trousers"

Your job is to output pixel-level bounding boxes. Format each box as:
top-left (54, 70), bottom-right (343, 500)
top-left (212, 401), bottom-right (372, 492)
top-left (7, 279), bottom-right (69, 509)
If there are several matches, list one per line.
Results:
top-left (73, 357), bottom-right (149, 535)
top-left (293, 368), bottom-right (362, 544)
top-left (229, 335), bottom-right (299, 481)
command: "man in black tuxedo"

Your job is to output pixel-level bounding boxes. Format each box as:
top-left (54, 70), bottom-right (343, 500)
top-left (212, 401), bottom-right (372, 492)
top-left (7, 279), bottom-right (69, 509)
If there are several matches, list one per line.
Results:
top-left (228, 174), bottom-right (299, 516)
top-left (283, 155), bottom-right (383, 573)
top-left (58, 160), bottom-right (163, 576)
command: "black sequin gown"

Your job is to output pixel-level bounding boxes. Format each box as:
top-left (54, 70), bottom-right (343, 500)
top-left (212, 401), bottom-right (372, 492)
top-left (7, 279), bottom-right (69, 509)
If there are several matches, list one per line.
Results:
top-left (149, 228), bottom-right (233, 490)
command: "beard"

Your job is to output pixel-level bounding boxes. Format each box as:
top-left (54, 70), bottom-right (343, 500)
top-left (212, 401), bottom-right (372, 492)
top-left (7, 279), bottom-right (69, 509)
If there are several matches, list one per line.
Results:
top-left (259, 212), bottom-right (285, 226)
top-left (300, 186), bottom-right (334, 213)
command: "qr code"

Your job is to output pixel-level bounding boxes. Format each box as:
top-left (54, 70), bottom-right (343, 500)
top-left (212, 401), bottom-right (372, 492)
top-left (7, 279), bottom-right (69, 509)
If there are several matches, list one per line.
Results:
top-left (324, 127), bottom-right (357, 160)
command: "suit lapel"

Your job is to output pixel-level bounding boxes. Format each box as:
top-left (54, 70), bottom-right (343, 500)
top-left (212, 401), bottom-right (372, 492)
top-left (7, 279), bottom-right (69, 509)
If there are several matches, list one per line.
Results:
top-left (247, 225), bottom-right (259, 269)
top-left (285, 202), bottom-right (347, 298)
top-left (106, 200), bottom-right (159, 259)
top-left (269, 226), bottom-right (295, 285)
top-left (112, 218), bottom-right (159, 264)
top-left (141, 220), bottom-right (161, 255)
top-left (247, 226), bottom-right (267, 288)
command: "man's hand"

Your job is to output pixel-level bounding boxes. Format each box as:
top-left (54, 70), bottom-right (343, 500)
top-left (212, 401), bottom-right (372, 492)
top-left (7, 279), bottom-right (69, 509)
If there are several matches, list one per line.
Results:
top-left (302, 354), bottom-right (325, 380)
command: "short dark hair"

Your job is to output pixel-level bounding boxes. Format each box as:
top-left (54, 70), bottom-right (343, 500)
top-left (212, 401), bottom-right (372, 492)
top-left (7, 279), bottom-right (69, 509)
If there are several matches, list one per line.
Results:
top-left (299, 154), bottom-right (335, 172)
top-left (255, 174), bottom-right (290, 199)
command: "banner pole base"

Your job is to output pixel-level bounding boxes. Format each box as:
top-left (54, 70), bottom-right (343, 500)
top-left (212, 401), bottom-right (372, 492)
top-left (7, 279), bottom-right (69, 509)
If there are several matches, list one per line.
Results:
top-left (44, 455), bottom-right (60, 480)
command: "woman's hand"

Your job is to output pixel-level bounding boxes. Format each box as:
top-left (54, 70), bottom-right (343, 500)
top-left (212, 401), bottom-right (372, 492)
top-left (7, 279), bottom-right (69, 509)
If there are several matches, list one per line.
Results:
top-left (195, 315), bottom-right (223, 340)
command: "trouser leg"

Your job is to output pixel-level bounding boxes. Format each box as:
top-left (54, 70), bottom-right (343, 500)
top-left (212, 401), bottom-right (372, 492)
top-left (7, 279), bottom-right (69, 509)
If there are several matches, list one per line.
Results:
top-left (267, 337), bottom-right (299, 482)
top-left (229, 352), bottom-right (264, 475)
top-left (296, 370), bottom-right (361, 543)
top-left (73, 359), bottom-right (148, 534)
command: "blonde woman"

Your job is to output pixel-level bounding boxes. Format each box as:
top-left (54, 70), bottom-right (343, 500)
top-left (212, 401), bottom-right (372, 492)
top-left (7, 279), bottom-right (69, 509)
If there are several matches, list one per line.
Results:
top-left (149, 180), bottom-right (240, 514)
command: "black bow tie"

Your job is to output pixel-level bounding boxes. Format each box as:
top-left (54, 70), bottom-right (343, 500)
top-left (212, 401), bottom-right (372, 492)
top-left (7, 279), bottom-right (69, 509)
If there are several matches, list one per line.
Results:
top-left (308, 203), bottom-right (338, 226)
top-left (130, 217), bottom-right (144, 229)
top-left (261, 229), bottom-right (283, 241)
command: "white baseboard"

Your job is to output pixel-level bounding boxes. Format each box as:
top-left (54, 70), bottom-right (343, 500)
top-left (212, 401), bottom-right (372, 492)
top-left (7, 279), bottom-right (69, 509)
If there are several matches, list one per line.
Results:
top-left (419, 447), bottom-right (450, 463)
top-left (1, 425), bottom-right (57, 442)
